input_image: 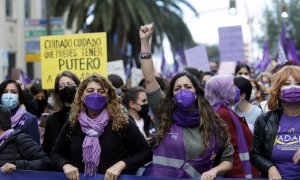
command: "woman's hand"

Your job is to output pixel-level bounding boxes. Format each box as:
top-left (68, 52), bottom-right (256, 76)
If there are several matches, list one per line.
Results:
top-left (200, 168), bottom-right (217, 180)
top-left (139, 23), bottom-right (154, 43)
top-left (1, 163), bottom-right (16, 174)
top-left (268, 166), bottom-right (282, 180)
top-left (104, 161), bottom-right (126, 180)
top-left (62, 164), bottom-right (80, 180)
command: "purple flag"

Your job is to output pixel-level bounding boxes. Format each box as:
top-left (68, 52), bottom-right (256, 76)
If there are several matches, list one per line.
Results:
top-left (280, 22), bottom-right (286, 54)
top-left (173, 59), bottom-right (179, 74)
top-left (277, 40), bottom-right (288, 65)
top-left (256, 41), bottom-right (271, 72)
top-left (125, 58), bottom-right (132, 80)
top-left (20, 70), bottom-right (32, 85)
top-left (161, 49), bottom-right (166, 73)
top-left (287, 37), bottom-right (300, 65)
top-left (177, 48), bottom-right (186, 68)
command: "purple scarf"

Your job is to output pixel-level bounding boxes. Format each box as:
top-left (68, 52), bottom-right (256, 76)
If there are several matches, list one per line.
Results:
top-left (213, 103), bottom-right (252, 178)
top-left (0, 129), bottom-right (14, 145)
top-left (11, 106), bottom-right (27, 128)
top-left (172, 107), bottom-right (200, 128)
top-left (78, 109), bottom-right (110, 176)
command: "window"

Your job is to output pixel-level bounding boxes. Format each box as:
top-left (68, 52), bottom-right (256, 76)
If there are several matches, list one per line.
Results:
top-left (6, 0), bottom-right (13, 17)
top-left (25, 0), bottom-right (31, 19)
top-left (41, 0), bottom-right (47, 18)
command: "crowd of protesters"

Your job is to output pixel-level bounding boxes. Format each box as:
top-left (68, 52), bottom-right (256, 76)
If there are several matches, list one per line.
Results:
top-left (0, 23), bottom-right (299, 180)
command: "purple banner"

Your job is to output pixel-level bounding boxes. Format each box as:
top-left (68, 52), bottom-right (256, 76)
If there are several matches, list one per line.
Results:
top-left (0, 170), bottom-right (268, 180)
top-left (218, 25), bottom-right (245, 62)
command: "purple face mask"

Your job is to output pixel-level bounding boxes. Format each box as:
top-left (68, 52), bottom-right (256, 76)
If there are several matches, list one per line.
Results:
top-left (84, 93), bottom-right (107, 111)
top-left (174, 89), bottom-right (196, 109)
top-left (233, 86), bottom-right (240, 104)
top-left (280, 86), bottom-right (300, 104)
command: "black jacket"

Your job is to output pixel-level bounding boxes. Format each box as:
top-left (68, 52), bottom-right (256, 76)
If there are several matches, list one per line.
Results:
top-left (51, 118), bottom-right (152, 174)
top-left (129, 115), bottom-right (155, 138)
top-left (0, 130), bottom-right (50, 170)
top-left (43, 106), bottom-right (70, 156)
top-left (250, 109), bottom-right (283, 178)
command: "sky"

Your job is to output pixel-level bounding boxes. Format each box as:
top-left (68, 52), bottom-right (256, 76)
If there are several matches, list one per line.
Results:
top-left (154, 0), bottom-right (273, 70)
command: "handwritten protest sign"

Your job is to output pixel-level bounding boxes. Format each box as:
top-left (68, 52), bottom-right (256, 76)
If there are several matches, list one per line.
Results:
top-left (107, 60), bottom-right (126, 83)
top-left (218, 61), bottom-right (237, 75)
top-left (185, 44), bottom-right (210, 71)
top-left (218, 25), bottom-right (245, 62)
top-left (40, 33), bottom-right (107, 89)
top-left (131, 67), bottom-right (144, 87)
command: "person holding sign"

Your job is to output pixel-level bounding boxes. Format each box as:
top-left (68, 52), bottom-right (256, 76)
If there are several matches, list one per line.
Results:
top-left (139, 23), bottom-right (233, 179)
top-left (0, 80), bottom-right (40, 144)
top-left (251, 66), bottom-right (300, 179)
top-left (43, 71), bottom-right (80, 157)
top-left (51, 74), bottom-right (152, 180)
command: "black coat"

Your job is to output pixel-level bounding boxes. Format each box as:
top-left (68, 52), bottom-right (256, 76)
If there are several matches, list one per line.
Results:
top-left (129, 115), bottom-right (155, 138)
top-left (250, 109), bottom-right (283, 178)
top-left (0, 130), bottom-right (50, 170)
top-left (43, 106), bottom-right (70, 156)
top-left (51, 118), bottom-right (152, 174)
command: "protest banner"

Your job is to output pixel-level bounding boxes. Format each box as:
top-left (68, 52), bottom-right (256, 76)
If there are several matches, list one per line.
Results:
top-left (184, 44), bottom-right (210, 72)
top-left (40, 33), bottom-right (107, 89)
top-left (0, 170), bottom-right (268, 180)
top-left (107, 60), bottom-right (126, 83)
top-left (218, 61), bottom-right (237, 75)
top-left (131, 67), bottom-right (144, 87)
top-left (218, 25), bottom-right (245, 62)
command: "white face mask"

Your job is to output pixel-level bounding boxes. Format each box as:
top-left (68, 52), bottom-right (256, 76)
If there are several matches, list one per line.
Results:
top-left (250, 89), bottom-right (257, 100)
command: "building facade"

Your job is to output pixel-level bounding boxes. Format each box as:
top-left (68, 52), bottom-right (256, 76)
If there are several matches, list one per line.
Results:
top-left (0, 0), bottom-right (45, 82)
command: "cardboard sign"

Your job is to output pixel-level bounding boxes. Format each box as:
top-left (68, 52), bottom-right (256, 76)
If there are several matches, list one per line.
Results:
top-left (218, 25), bottom-right (245, 62)
top-left (184, 44), bottom-right (210, 72)
top-left (131, 67), bottom-right (144, 87)
top-left (218, 61), bottom-right (237, 75)
top-left (40, 33), bottom-right (107, 89)
top-left (107, 60), bottom-right (126, 83)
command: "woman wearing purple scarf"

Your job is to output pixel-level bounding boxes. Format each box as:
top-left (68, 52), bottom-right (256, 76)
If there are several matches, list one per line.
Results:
top-left (251, 65), bottom-right (300, 180)
top-left (139, 23), bottom-right (233, 179)
top-left (0, 80), bottom-right (40, 144)
top-left (0, 105), bottom-right (50, 174)
top-left (205, 74), bottom-right (260, 178)
top-left (51, 74), bottom-right (152, 180)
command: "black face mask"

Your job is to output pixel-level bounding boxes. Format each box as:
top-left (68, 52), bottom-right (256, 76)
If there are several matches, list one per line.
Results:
top-left (59, 86), bottom-right (77, 104)
top-left (35, 99), bottom-right (48, 117)
top-left (36, 99), bottom-right (48, 109)
top-left (137, 103), bottom-right (149, 118)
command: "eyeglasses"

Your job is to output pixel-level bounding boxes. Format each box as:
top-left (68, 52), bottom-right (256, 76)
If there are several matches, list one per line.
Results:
top-left (58, 81), bottom-right (76, 90)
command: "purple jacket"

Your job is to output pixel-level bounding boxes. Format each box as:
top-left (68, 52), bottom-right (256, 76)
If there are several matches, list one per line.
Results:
top-left (14, 112), bottom-right (40, 144)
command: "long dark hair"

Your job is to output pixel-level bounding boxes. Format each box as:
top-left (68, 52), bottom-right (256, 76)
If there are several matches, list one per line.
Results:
top-left (0, 80), bottom-right (25, 105)
top-left (53, 71), bottom-right (80, 110)
top-left (156, 72), bottom-right (230, 148)
top-left (121, 86), bottom-right (145, 109)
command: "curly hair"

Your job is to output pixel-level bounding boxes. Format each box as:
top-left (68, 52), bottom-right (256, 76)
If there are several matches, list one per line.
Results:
top-left (156, 72), bottom-right (230, 149)
top-left (69, 74), bottom-right (128, 131)
top-left (268, 65), bottom-right (300, 111)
